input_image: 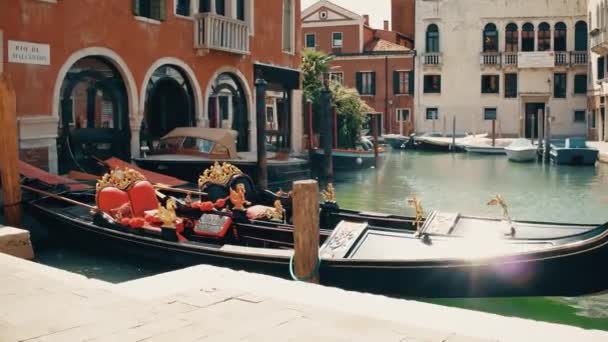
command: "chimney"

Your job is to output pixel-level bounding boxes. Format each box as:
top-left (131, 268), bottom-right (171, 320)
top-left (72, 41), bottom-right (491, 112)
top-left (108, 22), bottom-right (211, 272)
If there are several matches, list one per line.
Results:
top-left (384, 20), bottom-right (390, 31)
top-left (363, 15), bottom-right (370, 26)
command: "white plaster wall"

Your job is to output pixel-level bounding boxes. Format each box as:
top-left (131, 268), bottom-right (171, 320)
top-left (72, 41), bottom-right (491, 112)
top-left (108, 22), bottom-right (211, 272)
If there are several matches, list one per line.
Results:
top-left (415, 0), bottom-right (588, 138)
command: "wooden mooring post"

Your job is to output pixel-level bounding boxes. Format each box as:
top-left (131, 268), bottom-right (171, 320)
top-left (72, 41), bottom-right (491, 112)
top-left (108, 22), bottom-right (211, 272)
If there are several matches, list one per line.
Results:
top-left (307, 99), bottom-right (314, 160)
top-left (320, 82), bottom-right (333, 179)
top-left (543, 107), bottom-right (552, 163)
top-left (255, 76), bottom-right (268, 189)
top-left (0, 76), bottom-right (23, 227)
top-left (372, 113), bottom-right (379, 168)
top-left (292, 180), bottom-right (320, 284)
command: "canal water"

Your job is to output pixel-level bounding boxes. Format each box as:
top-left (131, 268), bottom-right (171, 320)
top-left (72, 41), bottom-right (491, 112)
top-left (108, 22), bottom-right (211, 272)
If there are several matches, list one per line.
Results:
top-left (32, 149), bottom-right (608, 331)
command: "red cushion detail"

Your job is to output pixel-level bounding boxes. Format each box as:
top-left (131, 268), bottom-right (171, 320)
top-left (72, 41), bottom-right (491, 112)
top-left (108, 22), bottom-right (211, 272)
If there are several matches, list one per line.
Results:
top-left (128, 181), bottom-right (160, 217)
top-left (97, 187), bottom-right (130, 215)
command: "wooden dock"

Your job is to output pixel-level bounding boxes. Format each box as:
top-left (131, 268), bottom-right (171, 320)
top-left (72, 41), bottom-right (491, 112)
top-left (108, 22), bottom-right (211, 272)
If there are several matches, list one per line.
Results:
top-left (1, 250), bottom-right (607, 341)
top-left (588, 141), bottom-right (608, 163)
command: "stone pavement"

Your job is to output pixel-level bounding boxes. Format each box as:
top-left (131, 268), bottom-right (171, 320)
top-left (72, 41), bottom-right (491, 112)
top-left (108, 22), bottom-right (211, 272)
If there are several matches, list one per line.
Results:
top-left (1, 252), bottom-right (607, 342)
top-left (588, 141), bottom-right (608, 163)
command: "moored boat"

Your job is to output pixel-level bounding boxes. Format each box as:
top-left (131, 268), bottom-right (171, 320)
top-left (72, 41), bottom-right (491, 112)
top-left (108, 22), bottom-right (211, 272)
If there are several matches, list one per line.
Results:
top-left (505, 139), bottom-right (538, 162)
top-left (464, 138), bottom-right (514, 155)
top-left (383, 134), bottom-right (410, 150)
top-left (20, 162), bottom-right (608, 299)
top-left (412, 133), bottom-right (488, 152)
top-left (550, 138), bottom-right (599, 166)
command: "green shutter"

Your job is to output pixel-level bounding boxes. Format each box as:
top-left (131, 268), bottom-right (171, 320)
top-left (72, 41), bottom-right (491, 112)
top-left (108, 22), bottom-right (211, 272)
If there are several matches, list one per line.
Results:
top-left (132, 0), bottom-right (140, 16)
top-left (393, 71), bottom-right (400, 95)
top-left (159, 0), bottom-right (166, 20)
top-left (151, 0), bottom-right (166, 21)
top-left (408, 70), bottom-right (415, 95)
top-left (371, 72), bottom-right (376, 95)
top-left (356, 72), bottom-right (362, 94)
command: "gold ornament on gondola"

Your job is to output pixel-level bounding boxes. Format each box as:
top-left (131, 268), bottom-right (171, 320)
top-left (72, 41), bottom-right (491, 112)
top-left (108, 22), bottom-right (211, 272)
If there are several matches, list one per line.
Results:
top-left (265, 200), bottom-right (285, 222)
top-left (96, 168), bottom-right (146, 192)
top-left (321, 183), bottom-right (337, 203)
top-left (158, 198), bottom-right (178, 229)
top-left (198, 162), bottom-right (243, 188)
top-left (408, 195), bottom-right (424, 234)
top-left (487, 195), bottom-right (516, 236)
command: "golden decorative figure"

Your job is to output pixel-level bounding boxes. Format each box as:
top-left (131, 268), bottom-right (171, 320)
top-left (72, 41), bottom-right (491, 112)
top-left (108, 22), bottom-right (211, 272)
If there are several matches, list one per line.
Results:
top-left (487, 195), bottom-right (516, 236)
top-left (96, 168), bottom-right (146, 192)
top-left (229, 183), bottom-right (250, 210)
top-left (321, 183), bottom-right (337, 203)
top-left (198, 162), bottom-right (243, 188)
top-left (408, 196), bottom-right (424, 235)
top-left (265, 200), bottom-right (285, 222)
top-left (158, 198), bottom-right (178, 229)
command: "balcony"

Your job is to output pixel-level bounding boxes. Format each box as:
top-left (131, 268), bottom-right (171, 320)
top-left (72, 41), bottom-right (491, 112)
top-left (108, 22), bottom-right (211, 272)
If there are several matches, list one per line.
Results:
top-left (591, 29), bottom-right (608, 55)
top-left (480, 52), bottom-right (501, 67)
top-left (503, 52), bottom-right (518, 67)
top-left (422, 53), bottom-right (442, 67)
top-left (555, 51), bottom-right (569, 66)
top-left (571, 51), bottom-right (588, 66)
top-left (194, 13), bottom-right (250, 55)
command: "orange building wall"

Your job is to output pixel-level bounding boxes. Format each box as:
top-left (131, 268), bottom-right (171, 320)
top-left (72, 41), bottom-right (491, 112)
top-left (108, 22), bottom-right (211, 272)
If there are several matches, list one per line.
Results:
top-left (391, 0), bottom-right (415, 40)
top-left (302, 24), bottom-right (360, 54)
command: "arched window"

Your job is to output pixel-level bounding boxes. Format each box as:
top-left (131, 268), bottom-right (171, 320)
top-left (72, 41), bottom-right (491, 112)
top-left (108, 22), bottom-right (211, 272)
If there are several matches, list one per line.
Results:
top-left (483, 23), bottom-right (498, 52)
top-left (426, 24), bottom-right (439, 53)
top-left (554, 22), bottom-right (567, 51)
top-left (575, 21), bottom-right (588, 51)
top-left (505, 23), bottom-right (518, 52)
top-left (522, 23), bottom-right (535, 52)
top-left (538, 22), bottom-right (551, 51)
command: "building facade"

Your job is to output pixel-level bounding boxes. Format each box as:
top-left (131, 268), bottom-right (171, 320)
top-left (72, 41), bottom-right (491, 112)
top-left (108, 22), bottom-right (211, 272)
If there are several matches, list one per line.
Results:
top-left (301, 0), bottom-right (415, 136)
top-left (414, 0), bottom-right (589, 139)
top-left (589, 0), bottom-right (608, 142)
top-left (0, 0), bottom-right (302, 174)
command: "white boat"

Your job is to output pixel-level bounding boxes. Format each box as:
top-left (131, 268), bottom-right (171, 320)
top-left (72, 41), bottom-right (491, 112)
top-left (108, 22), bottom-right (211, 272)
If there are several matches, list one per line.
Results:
top-left (505, 139), bottom-right (538, 162)
top-left (463, 138), bottom-right (514, 155)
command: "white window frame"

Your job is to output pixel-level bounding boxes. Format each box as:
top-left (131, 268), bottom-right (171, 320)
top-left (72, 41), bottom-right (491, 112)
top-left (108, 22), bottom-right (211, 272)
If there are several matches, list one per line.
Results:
top-left (396, 108), bottom-right (411, 122)
top-left (426, 107), bottom-right (439, 121)
top-left (483, 107), bottom-right (498, 121)
top-left (305, 33), bottom-right (316, 49)
top-left (359, 71), bottom-right (374, 96)
top-left (174, 0), bottom-right (195, 19)
top-left (332, 32), bottom-right (344, 48)
top-left (329, 72), bottom-right (344, 85)
top-left (573, 109), bottom-right (587, 123)
top-left (395, 70), bottom-right (410, 95)
top-left (282, 0), bottom-right (295, 54)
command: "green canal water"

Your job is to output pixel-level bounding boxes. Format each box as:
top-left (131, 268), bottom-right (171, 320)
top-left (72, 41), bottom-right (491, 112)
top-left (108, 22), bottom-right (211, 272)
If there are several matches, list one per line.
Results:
top-left (32, 150), bottom-right (608, 331)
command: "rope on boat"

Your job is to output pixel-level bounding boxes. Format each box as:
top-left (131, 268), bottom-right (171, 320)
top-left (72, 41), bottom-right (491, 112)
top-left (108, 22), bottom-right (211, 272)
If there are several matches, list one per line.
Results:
top-left (288, 253), bottom-right (321, 282)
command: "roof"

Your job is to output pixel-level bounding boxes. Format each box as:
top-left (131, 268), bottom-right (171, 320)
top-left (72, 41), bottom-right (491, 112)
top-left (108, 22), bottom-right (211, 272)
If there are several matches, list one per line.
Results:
top-left (366, 39), bottom-right (410, 52)
top-left (162, 127), bottom-right (238, 158)
top-left (301, 0), bottom-right (362, 21)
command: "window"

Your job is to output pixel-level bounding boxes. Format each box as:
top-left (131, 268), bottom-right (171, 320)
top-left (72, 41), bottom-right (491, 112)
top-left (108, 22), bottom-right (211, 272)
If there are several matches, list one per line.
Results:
top-left (504, 73), bottom-right (518, 98)
top-left (483, 23), bottom-right (498, 52)
top-left (574, 110), bottom-right (586, 123)
top-left (199, 0), bottom-right (211, 12)
top-left (554, 22), bottom-right (567, 51)
top-left (505, 23), bottom-right (518, 52)
top-left (282, 0), bottom-right (294, 53)
top-left (423, 75), bottom-right (441, 93)
top-left (176, 0), bottom-right (191, 16)
top-left (397, 108), bottom-right (410, 122)
top-left (537, 22), bottom-right (551, 51)
top-left (305, 33), bottom-right (316, 48)
top-left (329, 72), bottom-right (344, 85)
top-left (133, 0), bottom-right (166, 21)
top-left (426, 24), bottom-right (439, 53)
top-left (481, 75), bottom-right (499, 94)
top-left (236, 0), bottom-right (245, 20)
top-left (426, 108), bottom-right (439, 120)
top-left (215, 0), bottom-right (225, 15)
top-left (574, 74), bottom-right (587, 94)
top-left (356, 72), bottom-right (376, 95)
top-left (332, 32), bottom-right (343, 48)
top-left (484, 108), bottom-right (497, 121)
top-left (393, 71), bottom-right (410, 95)
top-left (575, 21), bottom-right (588, 51)
top-left (554, 73), bottom-right (567, 98)
top-left (522, 23), bottom-right (535, 52)
top-left (599, 56), bottom-right (605, 80)
top-left (591, 110), bottom-right (597, 128)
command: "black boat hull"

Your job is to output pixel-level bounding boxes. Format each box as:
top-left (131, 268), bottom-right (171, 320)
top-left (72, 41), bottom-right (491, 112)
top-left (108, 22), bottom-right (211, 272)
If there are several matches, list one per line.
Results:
top-left (26, 199), bottom-right (608, 299)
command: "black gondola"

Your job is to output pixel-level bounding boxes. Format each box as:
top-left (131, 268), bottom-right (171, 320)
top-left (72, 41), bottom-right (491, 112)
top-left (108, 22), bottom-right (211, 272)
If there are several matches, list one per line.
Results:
top-left (21, 163), bottom-right (608, 299)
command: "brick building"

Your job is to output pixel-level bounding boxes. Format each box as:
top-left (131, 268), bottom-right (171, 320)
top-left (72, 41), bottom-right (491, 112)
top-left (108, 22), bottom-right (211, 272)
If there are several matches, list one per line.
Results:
top-left (0, 0), bottom-right (303, 174)
top-left (301, 0), bottom-right (415, 136)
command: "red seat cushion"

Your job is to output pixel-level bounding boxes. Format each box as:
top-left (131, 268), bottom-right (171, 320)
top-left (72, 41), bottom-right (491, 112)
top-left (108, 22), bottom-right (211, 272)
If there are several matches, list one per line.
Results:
top-left (97, 187), bottom-right (130, 216)
top-left (128, 181), bottom-right (160, 217)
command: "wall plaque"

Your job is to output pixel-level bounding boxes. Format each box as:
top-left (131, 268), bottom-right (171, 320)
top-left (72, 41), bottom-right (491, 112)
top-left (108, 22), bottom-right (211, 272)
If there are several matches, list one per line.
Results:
top-left (518, 51), bottom-right (555, 68)
top-left (8, 40), bottom-right (50, 66)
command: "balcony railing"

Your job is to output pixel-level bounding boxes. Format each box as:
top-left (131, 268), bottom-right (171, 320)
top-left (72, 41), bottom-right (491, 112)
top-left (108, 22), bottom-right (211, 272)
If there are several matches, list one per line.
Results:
top-left (503, 52), bottom-right (518, 66)
top-left (571, 51), bottom-right (588, 66)
top-left (480, 52), bottom-right (501, 66)
top-left (591, 29), bottom-right (608, 55)
top-left (555, 51), bottom-right (569, 66)
top-left (194, 13), bottom-right (250, 55)
top-left (422, 53), bottom-right (442, 66)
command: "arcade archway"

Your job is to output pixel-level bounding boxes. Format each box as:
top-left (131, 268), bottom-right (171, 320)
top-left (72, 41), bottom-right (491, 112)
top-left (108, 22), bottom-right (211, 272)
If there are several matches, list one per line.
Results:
top-left (207, 72), bottom-right (249, 151)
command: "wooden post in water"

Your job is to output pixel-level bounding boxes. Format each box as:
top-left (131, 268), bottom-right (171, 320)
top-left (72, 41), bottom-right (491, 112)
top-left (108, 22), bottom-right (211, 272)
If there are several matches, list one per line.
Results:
top-left (320, 81), bottom-right (333, 179)
top-left (307, 99), bottom-right (314, 159)
top-left (538, 108), bottom-right (545, 155)
top-left (544, 106), bottom-right (552, 163)
top-left (451, 116), bottom-right (456, 152)
top-left (491, 119), bottom-right (496, 147)
top-left (255, 76), bottom-right (268, 189)
top-left (0, 76), bottom-right (23, 227)
top-left (332, 106), bottom-right (338, 149)
top-left (372, 113), bottom-right (379, 168)
top-left (292, 180), bottom-right (320, 284)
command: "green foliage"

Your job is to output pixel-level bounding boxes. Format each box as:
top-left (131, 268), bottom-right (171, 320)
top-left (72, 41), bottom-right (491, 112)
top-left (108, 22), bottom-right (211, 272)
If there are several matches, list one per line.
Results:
top-left (301, 49), bottom-right (334, 104)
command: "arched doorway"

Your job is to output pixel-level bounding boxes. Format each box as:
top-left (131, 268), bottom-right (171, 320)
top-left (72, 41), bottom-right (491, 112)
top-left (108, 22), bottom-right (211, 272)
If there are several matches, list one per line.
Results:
top-left (141, 65), bottom-right (195, 148)
top-left (208, 72), bottom-right (249, 151)
top-left (58, 57), bottom-right (130, 174)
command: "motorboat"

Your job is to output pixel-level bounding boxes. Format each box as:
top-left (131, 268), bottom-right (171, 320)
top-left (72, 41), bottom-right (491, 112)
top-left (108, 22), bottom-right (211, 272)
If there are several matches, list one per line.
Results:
top-left (412, 133), bottom-right (488, 152)
top-left (550, 138), bottom-right (599, 166)
top-left (505, 139), bottom-right (538, 162)
top-left (463, 139), bottom-right (514, 155)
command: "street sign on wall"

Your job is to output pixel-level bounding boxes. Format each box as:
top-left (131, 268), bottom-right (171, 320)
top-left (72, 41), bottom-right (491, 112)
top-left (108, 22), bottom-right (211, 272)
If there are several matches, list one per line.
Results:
top-left (518, 51), bottom-right (555, 68)
top-left (8, 40), bottom-right (50, 66)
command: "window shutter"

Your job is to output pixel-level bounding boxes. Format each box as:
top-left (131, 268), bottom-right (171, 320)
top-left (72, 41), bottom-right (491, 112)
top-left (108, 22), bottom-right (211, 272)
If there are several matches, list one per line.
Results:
top-left (408, 70), bottom-right (414, 95)
top-left (151, 0), bottom-right (166, 21)
top-left (371, 72), bottom-right (376, 95)
top-left (356, 72), bottom-right (363, 94)
top-left (159, 0), bottom-right (166, 20)
top-left (393, 71), bottom-right (400, 95)
top-left (132, 0), bottom-right (140, 16)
